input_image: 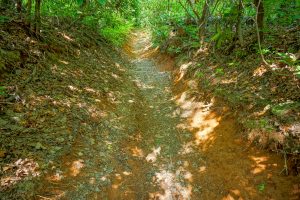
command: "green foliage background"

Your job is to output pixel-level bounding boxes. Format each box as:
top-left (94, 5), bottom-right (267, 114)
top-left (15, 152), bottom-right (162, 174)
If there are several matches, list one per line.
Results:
top-left (39, 0), bottom-right (140, 46)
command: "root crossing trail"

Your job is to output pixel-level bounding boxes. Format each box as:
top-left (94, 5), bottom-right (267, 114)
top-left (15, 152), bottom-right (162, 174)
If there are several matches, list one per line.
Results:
top-left (37, 31), bottom-right (298, 200)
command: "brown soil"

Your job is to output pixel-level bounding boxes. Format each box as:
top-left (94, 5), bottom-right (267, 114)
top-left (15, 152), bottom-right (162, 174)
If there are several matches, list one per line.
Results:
top-left (33, 31), bottom-right (299, 200)
top-left (1, 22), bottom-right (298, 199)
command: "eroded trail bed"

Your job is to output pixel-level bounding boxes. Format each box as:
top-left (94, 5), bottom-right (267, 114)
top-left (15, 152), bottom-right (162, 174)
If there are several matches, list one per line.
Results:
top-left (37, 32), bottom-right (299, 200)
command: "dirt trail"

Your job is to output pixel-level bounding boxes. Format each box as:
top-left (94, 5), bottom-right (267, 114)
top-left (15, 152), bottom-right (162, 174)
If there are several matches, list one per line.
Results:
top-left (36, 31), bottom-right (299, 200)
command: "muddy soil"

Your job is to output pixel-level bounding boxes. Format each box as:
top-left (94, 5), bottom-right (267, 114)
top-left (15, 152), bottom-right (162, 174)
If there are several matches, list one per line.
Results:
top-left (35, 31), bottom-right (299, 200)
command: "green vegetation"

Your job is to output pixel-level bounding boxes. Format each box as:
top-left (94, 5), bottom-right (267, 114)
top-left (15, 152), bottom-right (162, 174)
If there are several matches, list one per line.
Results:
top-left (0, 0), bottom-right (299, 198)
top-left (1, 0), bottom-right (140, 46)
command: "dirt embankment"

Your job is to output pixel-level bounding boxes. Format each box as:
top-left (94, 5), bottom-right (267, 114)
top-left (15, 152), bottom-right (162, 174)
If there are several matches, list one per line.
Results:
top-left (154, 31), bottom-right (300, 199)
top-left (0, 18), bottom-right (134, 199)
top-left (160, 27), bottom-right (300, 176)
top-left (124, 31), bottom-right (300, 200)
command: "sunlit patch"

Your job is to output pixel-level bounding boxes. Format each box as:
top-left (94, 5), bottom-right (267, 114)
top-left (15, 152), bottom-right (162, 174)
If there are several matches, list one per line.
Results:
top-left (150, 169), bottom-right (192, 200)
top-left (76, 102), bottom-right (86, 108)
top-left (68, 85), bottom-right (80, 92)
top-left (123, 171), bottom-right (131, 176)
top-left (252, 105), bottom-right (270, 117)
top-left (175, 90), bottom-right (219, 144)
top-left (221, 77), bottom-right (237, 84)
top-left (31, 49), bottom-right (42, 56)
top-left (194, 46), bottom-right (209, 57)
top-left (112, 184), bottom-right (119, 189)
top-left (60, 71), bottom-right (67, 76)
top-left (70, 159), bottom-right (84, 177)
top-left (133, 79), bottom-right (155, 89)
top-left (179, 142), bottom-right (194, 155)
top-left (146, 147), bottom-right (161, 163)
top-left (84, 87), bottom-right (97, 94)
top-left (250, 156), bottom-right (268, 174)
top-left (174, 86), bottom-right (222, 149)
top-left (222, 189), bottom-right (244, 200)
top-left (87, 105), bottom-right (107, 120)
top-left (108, 91), bottom-right (118, 103)
top-left (231, 189), bottom-right (241, 196)
top-left (25, 36), bottom-right (37, 44)
top-left (114, 62), bottom-right (121, 69)
top-left (58, 32), bottom-right (74, 41)
top-left (89, 177), bottom-right (96, 185)
top-left (47, 172), bottom-right (64, 182)
top-left (139, 44), bottom-right (156, 58)
top-left (111, 73), bottom-right (120, 79)
top-left (191, 109), bottom-right (218, 129)
top-left (76, 49), bottom-right (81, 56)
top-left (222, 193), bottom-right (235, 200)
top-left (0, 159), bottom-right (40, 189)
top-left (183, 171), bottom-right (193, 182)
top-left (51, 64), bottom-right (58, 72)
top-left (253, 65), bottom-right (267, 77)
top-left (199, 166), bottom-right (206, 173)
top-left (131, 146), bottom-right (144, 158)
top-left (59, 60), bottom-right (69, 65)
top-left (195, 120), bottom-right (219, 141)
top-left (115, 173), bottom-right (122, 180)
top-left (60, 99), bottom-right (72, 108)
top-left (175, 62), bottom-right (193, 82)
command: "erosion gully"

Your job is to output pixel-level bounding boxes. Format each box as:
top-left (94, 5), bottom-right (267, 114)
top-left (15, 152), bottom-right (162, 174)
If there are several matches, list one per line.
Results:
top-left (37, 31), bottom-right (299, 200)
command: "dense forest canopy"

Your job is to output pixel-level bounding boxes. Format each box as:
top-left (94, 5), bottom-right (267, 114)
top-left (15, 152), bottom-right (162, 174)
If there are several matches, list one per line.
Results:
top-left (1, 0), bottom-right (299, 50)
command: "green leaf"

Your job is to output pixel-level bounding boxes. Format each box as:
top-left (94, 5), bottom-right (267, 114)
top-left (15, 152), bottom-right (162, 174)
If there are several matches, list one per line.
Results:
top-left (98, 0), bottom-right (107, 5)
top-left (258, 183), bottom-right (265, 192)
top-left (34, 142), bottom-right (47, 150)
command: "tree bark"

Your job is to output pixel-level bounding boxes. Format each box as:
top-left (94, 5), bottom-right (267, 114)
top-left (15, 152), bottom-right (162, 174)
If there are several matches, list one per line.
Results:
top-left (236, 0), bottom-right (244, 46)
top-left (198, 0), bottom-right (212, 45)
top-left (81, 0), bottom-right (89, 8)
top-left (34, 0), bottom-right (41, 34)
top-left (26, 0), bottom-right (32, 27)
top-left (16, 0), bottom-right (22, 13)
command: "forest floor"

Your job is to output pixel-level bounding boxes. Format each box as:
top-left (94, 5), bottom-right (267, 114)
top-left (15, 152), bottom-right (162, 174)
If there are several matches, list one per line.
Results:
top-left (1, 26), bottom-right (299, 199)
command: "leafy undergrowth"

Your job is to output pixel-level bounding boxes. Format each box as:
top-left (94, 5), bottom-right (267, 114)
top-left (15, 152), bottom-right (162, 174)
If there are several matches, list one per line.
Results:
top-left (0, 18), bottom-right (132, 198)
top-left (99, 13), bottom-right (134, 47)
top-left (165, 27), bottom-right (300, 175)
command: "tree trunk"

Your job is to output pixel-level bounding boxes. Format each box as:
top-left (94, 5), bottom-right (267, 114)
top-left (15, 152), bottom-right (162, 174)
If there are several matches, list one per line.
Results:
top-left (34, 0), bottom-right (41, 34)
top-left (81, 0), bottom-right (89, 8)
top-left (236, 0), bottom-right (244, 46)
top-left (16, 0), bottom-right (22, 13)
top-left (26, 0), bottom-right (32, 27)
top-left (198, 0), bottom-right (211, 45)
top-left (254, 0), bottom-right (264, 42)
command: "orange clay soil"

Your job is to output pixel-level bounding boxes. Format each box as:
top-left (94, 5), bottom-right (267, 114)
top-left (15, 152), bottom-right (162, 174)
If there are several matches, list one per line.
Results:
top-left (36, 31), bottom-right (299, 200)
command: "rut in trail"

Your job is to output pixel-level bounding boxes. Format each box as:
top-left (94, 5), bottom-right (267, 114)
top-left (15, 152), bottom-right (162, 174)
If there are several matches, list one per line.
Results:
top-left (37, 31), bottom-right (298, 200)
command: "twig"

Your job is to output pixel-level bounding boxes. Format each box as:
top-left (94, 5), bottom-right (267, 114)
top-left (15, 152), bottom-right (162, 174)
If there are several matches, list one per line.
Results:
top-left (280, 151), bottom-right (288, 176)
top-left (186, 0), bottom-right (201, 21)
top-left (255, 0), bottom-right (269, 66)
top-left (178, 0), bottom-right (197, 22)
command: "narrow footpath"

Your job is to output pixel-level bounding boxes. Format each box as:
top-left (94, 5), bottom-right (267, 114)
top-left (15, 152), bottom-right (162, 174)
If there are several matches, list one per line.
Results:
top-left (37, 31), bottom-right (299, 200)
